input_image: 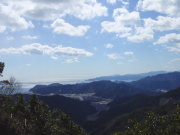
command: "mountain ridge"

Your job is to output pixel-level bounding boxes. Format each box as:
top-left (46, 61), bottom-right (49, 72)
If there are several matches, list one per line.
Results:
top-left (130, 71), bottom-right (180, 90)
top-left (30, 72), bottom-right (180, 99)
top-left (87, 71), bottom-right (167, 82)
top-left (85, 87), bottom-right (180, 135)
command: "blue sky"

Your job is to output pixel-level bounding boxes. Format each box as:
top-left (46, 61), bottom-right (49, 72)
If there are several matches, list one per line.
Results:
top-left (0, 0), bottom-right (180, 83)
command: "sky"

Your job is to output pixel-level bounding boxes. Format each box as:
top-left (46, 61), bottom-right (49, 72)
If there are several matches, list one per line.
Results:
top-left (0, 0), bottom-right (180, 83)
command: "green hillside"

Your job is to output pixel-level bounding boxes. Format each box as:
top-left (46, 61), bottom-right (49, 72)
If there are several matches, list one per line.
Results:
top-left (85, 87), bottom-right (180, 135)
top-left (0, 94), bottom-right (87, 135)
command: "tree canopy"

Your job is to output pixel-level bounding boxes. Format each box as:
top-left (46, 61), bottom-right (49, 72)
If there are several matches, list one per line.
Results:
top-left (0, 61), bottom-right (87, 135)
top-left (0, 62), bottom-right (4, 76)
top-left (0, 62), bottom-right (20, 95)
top-left (113, 106), bottom-right (180, 135)
top-left (0, 94), bottom-right (87, 135)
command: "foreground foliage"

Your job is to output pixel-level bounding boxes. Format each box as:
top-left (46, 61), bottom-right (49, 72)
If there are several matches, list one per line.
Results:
top-left (0, 94), bottom-right (87, 135)
top-left (113, 106), bottom-right (180, 135)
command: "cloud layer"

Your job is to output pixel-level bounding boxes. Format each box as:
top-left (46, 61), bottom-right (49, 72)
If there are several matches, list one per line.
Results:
top-left (0, 2), bottom-right (34, 32)
top-left (107, 53), bottom-right (120, 60)
top-left (154, 33), bottom-right (180, 53)
top-left (101, 8), bottom-right (140, 39)
top-left (51, 19), bottom-right (90, 36)
top-left (124, 51), bottom-right (134, 55)
top-left (0, 43), bottom-right (93, 59)
top-left (137, 0), bottom-right (180, 17)
top-left (22, 35), bottom-right (38, 39)
top-left (101, 0), bottom-right (180, 44)
top-left (0, 0), bottom-right (107, 34)
top-left (101, 7), bottom-right (154, 43)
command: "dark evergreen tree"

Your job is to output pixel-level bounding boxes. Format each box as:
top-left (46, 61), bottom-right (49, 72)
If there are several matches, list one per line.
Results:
top-left (113, 106), bottom-right (180, 135)
top-left (0, 62), bottom-right (4, 76)
top-left (0, 62), bottom-right (87, 135)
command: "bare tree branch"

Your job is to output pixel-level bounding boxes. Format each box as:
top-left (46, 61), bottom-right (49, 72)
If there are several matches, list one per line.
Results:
top-left (0, 77), bottom-right (21, 95)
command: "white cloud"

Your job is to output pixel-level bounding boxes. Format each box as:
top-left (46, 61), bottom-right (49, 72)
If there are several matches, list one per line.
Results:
top-left (137, 0), bottom-right (180, 17)
top-left (154, 33), bottom-right (180, 45)
top-left (107, 53), bottom-right (120, 60)
top-left (64, 58), bottom-right (79, 64)
top-left (0, 0), bottom-right (107, 32)
top-left (126, 15), bottom-right (180, 43)
top-left (0, 43), bottom-right (93, 59)
top-left (101, 8), bottom-right (152, 42)
top-left (0, 3), bottom-right (34, 32)
top-left (124, 51), bottom-right (134, 55)
top-left (166, 46), bottom-right (180, 53)
top-left (101, 21), bottom-right (132, 36)
top-left (71, 1), bottom-right (108, 20)
top-left (154, 33), bottom-right (180, 53)
top-left (113, 8), bottom-right (140, 25)
top-left (51, 19), bottom-right (90, 36)
top-left (107, 0), bottom-right (117, 4)
top-left (101, 4), bottom-right (180, 43)
top-left (3, 0), bottom-right (107, 21)
top-left (120, 0), bottom-right (129, 6)
top-left (107, 0), bottom-right (129, 5)
top-left (51, 55), bottom-right (59, 60)
top-left (101, 8), bottom-right (140, 36)
top-left (101, 8), bottom-right (140, 32)
top-left (144, 16), bottom-right (180, 31)
top-left (127, 27), bottom-right (153, 43)
top-left (105, 44), bottom-right (114, 48)
top-left (22, 35), bottom-right (38, 39)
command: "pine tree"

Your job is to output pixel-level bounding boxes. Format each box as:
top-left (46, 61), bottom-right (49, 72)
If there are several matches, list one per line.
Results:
top-left (113, 106), bottom-right (180, 135)
top-left (0, 62), bottom-right (4, 76)
top-left (0, 62), bottom-right (88, 135)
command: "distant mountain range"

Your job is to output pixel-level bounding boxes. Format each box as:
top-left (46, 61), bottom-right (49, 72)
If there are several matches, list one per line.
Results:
top-left (87, 71), bottom-right (167, 82)
top-left (130, 71), bottom-right (180, 91)
top-left (30, 81), bottom-right (144, 99)
top-left (30, 72), bottom-right (180, 99)
top-left (28, 86), bottom-right (180, 135)
top-left (28, 72), bottom-right (180, 135)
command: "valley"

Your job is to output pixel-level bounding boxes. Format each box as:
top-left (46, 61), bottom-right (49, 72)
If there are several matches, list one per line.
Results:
top-left (1, 0), bottom-right (180, 134)
top-left (28, 71), bottom-right (180, 134)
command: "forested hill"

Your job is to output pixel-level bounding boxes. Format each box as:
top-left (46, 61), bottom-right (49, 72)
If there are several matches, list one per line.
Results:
top-left (30, 81), bottom-right (147, 99)
top-left (23, 94), bottom-right (97, 125)
top-left (130, 71), bottom-right (180, 90)
top-left (30, 72), bottom-right (180, 99)
top-left (0, 94), bottom-right (87, 135)
top-left (85, 87), bottom-right (180, 135)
